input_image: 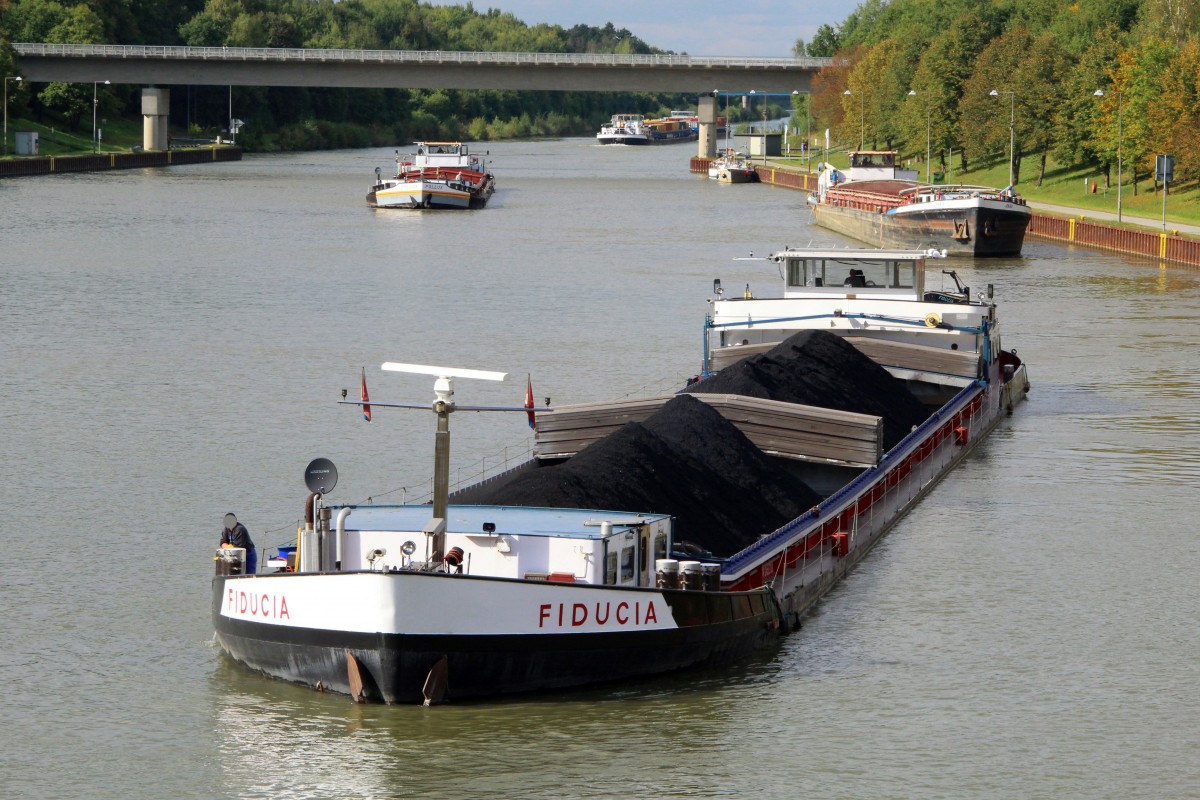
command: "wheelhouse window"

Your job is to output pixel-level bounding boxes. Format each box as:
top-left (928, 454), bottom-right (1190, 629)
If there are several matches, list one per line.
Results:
top-left (786, 258), bottom-right (807, 288)
top-left (606, 552), bottom-right (618, 585)
top-left (620, 546), bottom-right (635, 584)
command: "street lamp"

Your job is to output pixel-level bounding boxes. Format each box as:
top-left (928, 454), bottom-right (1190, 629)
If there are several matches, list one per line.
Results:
top-left (4, 75), bottom-right (22, 156)
top-left (843, 89), bottom-right (864, 150)
top-left (1093, 89), bottom-right (1124, 223)
top-left (908, 90), bottom-right (931, 184)
top-left (792, 89), bottom-right (810, 163)
top-left (989, 89), bottom-right (1015, 188)
top-left (93, 79), bottom-right (110, 153)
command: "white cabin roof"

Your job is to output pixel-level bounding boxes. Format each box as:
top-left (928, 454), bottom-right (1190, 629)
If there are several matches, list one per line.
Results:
top-left (331, 503), bottom-right (668, 540)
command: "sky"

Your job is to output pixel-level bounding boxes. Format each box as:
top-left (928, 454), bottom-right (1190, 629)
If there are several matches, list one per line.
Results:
top-left (430, 1), bottom-right (864, 58)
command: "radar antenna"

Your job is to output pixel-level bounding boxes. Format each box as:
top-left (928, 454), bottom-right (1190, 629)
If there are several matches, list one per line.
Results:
top-left (377, 363), bottom-right (506, 562)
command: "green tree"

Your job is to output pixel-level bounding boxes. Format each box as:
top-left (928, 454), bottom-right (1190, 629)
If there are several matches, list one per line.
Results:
top-left (1113, 39), bottom-right (1177, 194)
top-left (845, 38), bottom-right (914, 150)
top-left (807, 24), bottom-right (841, 57)
top-left (960, 30), bottom-right (1033, 183)
top-left (906, 10), bottom-right (1001, 173)
top-left (1135, 0), bottom-right (1200, 45)
top-left (1143, 37), bottom-right (1200, 186)
top-left (1055, 23), bottom-right (1127, 182)
top-left (1020, 32), bottom-right (1074, 186)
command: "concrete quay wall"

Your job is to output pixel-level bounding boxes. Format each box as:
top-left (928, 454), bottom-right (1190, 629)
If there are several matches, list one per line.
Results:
top-left (0, 146), bottom-right (242, 179)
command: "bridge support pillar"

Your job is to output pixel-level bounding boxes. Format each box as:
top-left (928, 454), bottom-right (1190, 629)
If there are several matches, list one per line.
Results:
top-left (141, 87), bottom-right (169, 151)
top-left (697, 94), bottom-right (718, 159)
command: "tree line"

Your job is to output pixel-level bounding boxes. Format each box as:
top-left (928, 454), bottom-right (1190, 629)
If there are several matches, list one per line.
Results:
top-left (0, 0), bottom-right (703, 150)
top-left (792, 0), bottom-right (1200, 192)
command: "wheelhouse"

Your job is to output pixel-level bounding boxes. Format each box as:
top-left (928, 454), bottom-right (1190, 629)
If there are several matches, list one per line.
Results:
top-left (777, 248), bottom-right (928, 300)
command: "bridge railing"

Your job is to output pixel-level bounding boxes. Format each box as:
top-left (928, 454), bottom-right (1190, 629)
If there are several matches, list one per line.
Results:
top-left (13, 42), bottom-right (835, 70)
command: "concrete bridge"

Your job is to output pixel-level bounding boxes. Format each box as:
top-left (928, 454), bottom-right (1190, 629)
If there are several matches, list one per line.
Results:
top-left (12, 43), bottom-right (831, 153)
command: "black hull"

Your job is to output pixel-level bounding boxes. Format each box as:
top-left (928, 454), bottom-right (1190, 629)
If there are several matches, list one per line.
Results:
top-left (212, 578), bottom-right (782, 703)
top-left (813, 202), bottom-right (1030, 256)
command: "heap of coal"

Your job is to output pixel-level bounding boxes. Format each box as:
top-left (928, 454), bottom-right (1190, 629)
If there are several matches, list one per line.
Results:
top-left (684, 329), bottom-right (929, 449)
top-left (452, 394), bottom-right (820, 556)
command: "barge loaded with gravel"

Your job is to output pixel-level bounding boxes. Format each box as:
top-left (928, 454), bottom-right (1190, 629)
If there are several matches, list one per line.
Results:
top-left (212, 247), bottom-right (1029, 704)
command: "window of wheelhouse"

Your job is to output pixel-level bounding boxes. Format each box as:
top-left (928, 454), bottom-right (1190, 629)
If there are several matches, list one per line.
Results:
top-left (653, 532), bottom-right (667, 562)
top-left (787, 258), bottom-right (826, 288)
top-left (605, 551), bottom-right (618, 585)
top-left (889, 259), bottom-right (916, 288)
top-left (620, 545), bottom-right (636, 584)
top-left (786, 258), bottom-right (805, 288)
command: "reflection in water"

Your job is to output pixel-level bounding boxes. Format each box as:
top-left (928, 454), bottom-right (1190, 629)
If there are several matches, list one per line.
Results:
top-left (211, 650), bottom-right (793, 799)
top-left (5, 142), bottom-right (1199, 800)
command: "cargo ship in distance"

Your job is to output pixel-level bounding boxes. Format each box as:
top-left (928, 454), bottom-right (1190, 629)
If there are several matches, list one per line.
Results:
top-left (810, 151), bottom-right (1031, 256)
top-left (596, 113), bottom-right (699, 145)
top-left (212, 247), bottom-right (1029, 704)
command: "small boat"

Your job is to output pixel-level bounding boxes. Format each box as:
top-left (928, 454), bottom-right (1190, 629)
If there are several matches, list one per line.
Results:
top-left (367, 142), bottom-right (495, 209)
top-left (713, 151), bottom-right (759, 184)
top-left (809, 151), bottom-right (1031, 256)
top-left (596, 114), bottom-right (651, 145)
top-left (212, 249), bottom-right (1029, 704)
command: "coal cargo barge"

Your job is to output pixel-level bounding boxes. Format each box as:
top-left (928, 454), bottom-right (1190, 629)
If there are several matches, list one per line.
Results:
top-left (212, 247), bottom-right (1029, 703)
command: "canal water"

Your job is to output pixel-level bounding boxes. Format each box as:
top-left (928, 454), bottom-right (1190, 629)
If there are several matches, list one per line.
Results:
top-left (2, 139), bottom-right (1197, 799)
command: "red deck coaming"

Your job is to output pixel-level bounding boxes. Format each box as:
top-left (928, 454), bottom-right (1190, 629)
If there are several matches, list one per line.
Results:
top-left (723, 392), bottom-right (985, 592)
top-left (398, 166), bottom-right (488, 182)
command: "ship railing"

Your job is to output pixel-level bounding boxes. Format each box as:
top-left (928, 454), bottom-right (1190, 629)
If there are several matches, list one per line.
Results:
top-left (720, 379), bottom-right (986, 581)
top-left (758, 387), bottom-right (988, 597)
top-left (826, 187), bottom-right (904, 212)
top-left (899, 184), bottom-right (1029, 206)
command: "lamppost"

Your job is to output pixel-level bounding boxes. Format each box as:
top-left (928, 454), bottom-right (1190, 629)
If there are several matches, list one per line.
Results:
top-left (748, 89), bottom-right (767, 161)
top-left (843, 89), bottom-right (864, 150)
top-left (1093, 89), bottom-right (1124, 223)
top-left (93, 79), bottom-right (109, 153)
top-left (792, 89), bottom-right (810, 166)
top-left (989, 89), bottom-right (1015, 188)
top-left (4, 75), bottom-right (22, 156)
top-left (908, 89), bottom-right (931, 184)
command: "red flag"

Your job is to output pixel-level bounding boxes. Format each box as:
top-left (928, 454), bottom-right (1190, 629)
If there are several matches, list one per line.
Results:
top-left (361, 367), bottom-right (372, 422)
top-left (524, 374), bottom-right (536, 430)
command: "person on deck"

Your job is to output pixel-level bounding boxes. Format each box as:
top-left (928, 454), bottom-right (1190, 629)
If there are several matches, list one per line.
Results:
top-left (220, 513), bottom-right (257, 575)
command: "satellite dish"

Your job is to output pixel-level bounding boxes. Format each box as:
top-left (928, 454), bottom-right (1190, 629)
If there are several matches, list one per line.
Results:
top-left (304, 457), bottom-right (338, 494)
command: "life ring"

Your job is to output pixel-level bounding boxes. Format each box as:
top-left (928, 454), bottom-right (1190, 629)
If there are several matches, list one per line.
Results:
top-left (925, 312), bottom-right (941, 328)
